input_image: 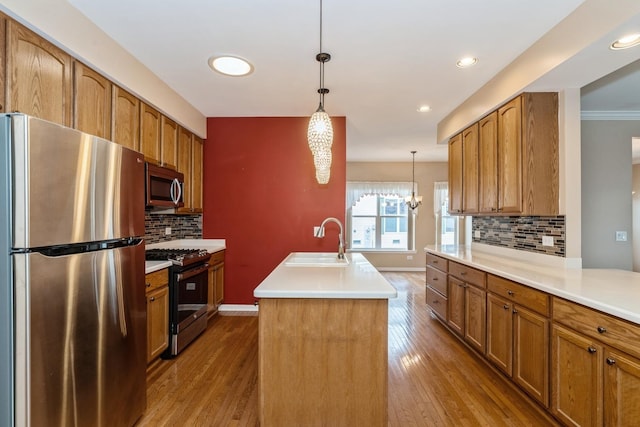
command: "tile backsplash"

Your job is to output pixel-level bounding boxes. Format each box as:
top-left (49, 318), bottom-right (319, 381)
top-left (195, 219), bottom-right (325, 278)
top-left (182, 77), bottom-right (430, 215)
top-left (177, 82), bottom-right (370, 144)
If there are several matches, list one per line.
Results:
top-left (472, 216), bottom-right (565, 257)
top-left (144, 213), bottom-right (202, 244)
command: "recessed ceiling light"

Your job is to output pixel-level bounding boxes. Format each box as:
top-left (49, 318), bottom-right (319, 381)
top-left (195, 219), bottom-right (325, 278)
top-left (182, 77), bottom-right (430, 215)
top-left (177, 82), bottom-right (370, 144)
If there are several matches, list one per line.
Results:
top-left (610, 33), bottom-right (640, 50)
top-left (456, 56), bottom-right (478, 68)
top-left (208, 55), bottom-right (253, 76)
top-left (417, 105), bottom-right (431, 113)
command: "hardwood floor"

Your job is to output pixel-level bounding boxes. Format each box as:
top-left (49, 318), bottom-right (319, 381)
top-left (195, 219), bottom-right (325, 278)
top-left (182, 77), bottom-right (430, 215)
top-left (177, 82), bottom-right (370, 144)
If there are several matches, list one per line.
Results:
top-left (137, 272), bottom-right (558, 426)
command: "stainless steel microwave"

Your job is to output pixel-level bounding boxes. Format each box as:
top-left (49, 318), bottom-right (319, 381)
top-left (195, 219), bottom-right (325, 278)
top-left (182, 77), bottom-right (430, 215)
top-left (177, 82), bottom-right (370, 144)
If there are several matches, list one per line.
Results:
top-left (145, 163), bottom-right (185, 208)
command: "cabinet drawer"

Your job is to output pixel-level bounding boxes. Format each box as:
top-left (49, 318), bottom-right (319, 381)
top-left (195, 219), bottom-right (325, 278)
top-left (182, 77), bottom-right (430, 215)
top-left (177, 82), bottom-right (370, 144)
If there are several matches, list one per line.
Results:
top-left (426, 266), bottom-right (447, 296)
top-left (426, 253), bottom-right (448, 272)
top-left (449, 261), bottom-right (486, 289)
top-left (427, 286), bottom-right (447, 320)
top-left (145, 268), bottom-right (168, 293)
top-left (488, 274), bottom-right (549, 316)
top-left (553, 297), bottom-right (640, 359)
top-left (209, 249), bottom-right (225, 265)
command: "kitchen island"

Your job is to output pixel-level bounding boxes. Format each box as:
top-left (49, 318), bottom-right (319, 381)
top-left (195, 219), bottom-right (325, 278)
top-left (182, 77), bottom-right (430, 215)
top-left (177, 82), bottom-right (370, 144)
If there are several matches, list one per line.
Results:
top-left (254, 252), bottom-right (397, 427)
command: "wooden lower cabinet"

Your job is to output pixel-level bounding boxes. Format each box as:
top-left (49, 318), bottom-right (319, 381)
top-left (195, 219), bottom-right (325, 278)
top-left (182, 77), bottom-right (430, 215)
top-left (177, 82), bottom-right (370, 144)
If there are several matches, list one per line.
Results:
top-left (447, 276), bottom-right (465, 336)
top-left (207, 250), bottom-right (225, 319)
top-left (147, 286), bottom-right (169, 363)
top-left (487, 293), bottom-right (549, 406)
top-left (604, 349), bottom-right (640, 426)
top-left (145, 269), bottom-right (169, 363)
top-left (552, 324), bottom-right (603, 426)
top-left (448, 274), bottom-right (486, 354)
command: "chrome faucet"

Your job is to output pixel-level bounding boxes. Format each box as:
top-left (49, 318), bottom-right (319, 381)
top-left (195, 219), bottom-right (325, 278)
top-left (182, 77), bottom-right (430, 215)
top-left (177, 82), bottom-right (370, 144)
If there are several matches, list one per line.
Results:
top-left (315, 217), bottom-right (345, 259)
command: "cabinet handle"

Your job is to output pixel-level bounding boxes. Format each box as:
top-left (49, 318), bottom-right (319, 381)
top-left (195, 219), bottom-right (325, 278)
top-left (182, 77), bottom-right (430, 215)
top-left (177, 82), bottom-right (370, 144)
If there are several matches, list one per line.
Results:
top-left (597, 326), bottom-right (607, 334)
top-left (433, 277), bottom-right (438, 281)
top-left (432, 300), bottom-right (439, 304)
top-left (587, 346), bottom-right (597, 354)
top-left (512, 309), bottom-right (518, 314)
top-left (503, 304), bottom-right (510, 310)
top-left (606, 358), bottom-right (616, 366)
top-left (150, 297), bottom-right (155, 302)
top-left (507, 290), bottom-right (514, 296)
top-left (146, 282), bottom-right (151, 288)
top-left (433, 260), bottom-right (438, 264)
top-left (460, 271), bottom-right (467, 276)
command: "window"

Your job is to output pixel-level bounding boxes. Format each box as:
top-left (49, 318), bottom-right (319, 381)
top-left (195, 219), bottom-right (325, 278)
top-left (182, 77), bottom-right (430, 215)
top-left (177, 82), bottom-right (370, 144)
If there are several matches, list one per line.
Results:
top-left (347, 182), bottom-right (415, 251)
top-left (434, 182), bottom-right (458, 246)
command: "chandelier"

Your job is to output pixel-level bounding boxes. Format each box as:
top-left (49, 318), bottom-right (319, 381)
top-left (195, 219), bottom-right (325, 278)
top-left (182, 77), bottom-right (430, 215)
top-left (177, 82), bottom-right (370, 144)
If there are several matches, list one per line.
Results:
top-left (307, 0), bottom-right (333, 184)
top-left (405, 151), bottom-right (423, 210)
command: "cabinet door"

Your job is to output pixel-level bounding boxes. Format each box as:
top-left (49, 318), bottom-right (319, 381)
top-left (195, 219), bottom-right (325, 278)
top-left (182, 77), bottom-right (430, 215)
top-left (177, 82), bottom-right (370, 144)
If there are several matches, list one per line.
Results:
top-left (551, 324), bottom-right (603, 427)
top-left (112, 86), bottom-right (140, 151)
top-left (448, 133), bottom-right (463, 215)
top-left (177, 126), bottom-right (193, 209)
top-left (140, 103), bottom-right (161, 164)
top-left (478, 112), bottom-right (498, 213)
top-left (7, 21), bottom-right (73, 126)
top-left (147, 286), bottom-right (169, 363)
top-left (514, 306), bottom-right (549, 407)
top-left (73, 61), bottom-right (112, 139)
top-left (191, 136), bottom-right (204, 212)
top-left (448, 276), bottom-right (465, 336)
top-left (214, 262), bottom-right (224, 306)
top-left (487, 293), bottom-right (513, 375)
top-left (462, 123), bottom-right (479, 214)
top-left (464, 285), bottom-right (486, 353)
top-left (161, 115), bottom-right (178, 169)
top-left (604, 349), bottom-right (640, 426)
top-left (497, 97), bottom-right (522, 213)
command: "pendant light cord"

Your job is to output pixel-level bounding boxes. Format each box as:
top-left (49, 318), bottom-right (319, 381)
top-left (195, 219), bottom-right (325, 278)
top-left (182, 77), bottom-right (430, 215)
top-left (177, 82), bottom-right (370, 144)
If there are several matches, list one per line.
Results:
top-left (319, 0), bottom-right (324, 108)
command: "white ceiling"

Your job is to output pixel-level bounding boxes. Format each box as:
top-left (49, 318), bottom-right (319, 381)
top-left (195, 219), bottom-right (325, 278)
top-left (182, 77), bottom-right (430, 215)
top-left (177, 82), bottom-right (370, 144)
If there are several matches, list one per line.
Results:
top-left (64, 0), bottom-right (591, 162)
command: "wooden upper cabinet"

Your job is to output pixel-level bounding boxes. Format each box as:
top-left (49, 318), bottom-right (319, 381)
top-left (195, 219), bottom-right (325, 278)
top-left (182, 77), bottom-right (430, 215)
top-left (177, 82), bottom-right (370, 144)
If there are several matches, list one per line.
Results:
top-left (7, 21), bottom-right (72, 126)
top-left (462, 123), bottom-right (479, 214)
top-left (191, 135), bottom-right (204, 212)
top-left (140, 102), bottom-right (161, 164)
top-left (73, 62), bottom-right (112, 139)
top-left (160, 115), bottom-right (178, 169)
top-left (478, 112), bottom-right (498, 213)
top-left (177, 126), bottom-right (193, 211)
top-left (497, 97), bottom-right (523, 214)
top-left (448, 133), bottom-right (463, 215)
top-left (111, 86), bottom-right (140, 151)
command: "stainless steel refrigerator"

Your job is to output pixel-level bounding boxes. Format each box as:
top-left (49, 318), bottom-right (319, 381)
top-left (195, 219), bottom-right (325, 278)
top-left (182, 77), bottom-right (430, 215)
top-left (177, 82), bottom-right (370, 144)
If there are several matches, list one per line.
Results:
top-left (0, 114), bottom-right (147, 426)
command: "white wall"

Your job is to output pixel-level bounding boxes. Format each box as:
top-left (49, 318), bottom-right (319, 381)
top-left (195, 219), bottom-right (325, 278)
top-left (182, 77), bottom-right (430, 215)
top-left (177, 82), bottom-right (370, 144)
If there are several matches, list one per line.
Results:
top-left (581, 120), bottom-right (640, 269)
top-left (633, 164), bottom-right (640, 271)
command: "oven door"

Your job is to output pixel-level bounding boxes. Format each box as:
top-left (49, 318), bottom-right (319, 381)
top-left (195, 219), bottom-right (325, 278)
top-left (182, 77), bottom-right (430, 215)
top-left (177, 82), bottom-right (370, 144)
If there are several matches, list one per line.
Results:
top-left (175, 263), bottom-right (209, 332)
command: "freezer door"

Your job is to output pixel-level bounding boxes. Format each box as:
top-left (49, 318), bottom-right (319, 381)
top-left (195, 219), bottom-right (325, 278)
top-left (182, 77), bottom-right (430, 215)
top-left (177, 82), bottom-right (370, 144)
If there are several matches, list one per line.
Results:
top-left (13, 242), bottom-right (146, 427)
top-left (10, 114), bottom-right (145, 249)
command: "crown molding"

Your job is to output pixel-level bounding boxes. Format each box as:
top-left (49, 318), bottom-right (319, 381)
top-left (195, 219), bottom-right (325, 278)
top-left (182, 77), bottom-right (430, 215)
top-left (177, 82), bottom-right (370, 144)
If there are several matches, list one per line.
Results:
top-left (581, 110), bottom-right (640, 120)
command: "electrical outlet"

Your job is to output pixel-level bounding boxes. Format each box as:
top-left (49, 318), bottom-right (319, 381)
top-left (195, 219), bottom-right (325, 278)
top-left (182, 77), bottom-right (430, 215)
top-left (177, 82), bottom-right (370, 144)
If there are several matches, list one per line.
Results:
top-left (474, 230), bottom-right (481, 239)
top-left (314, 226), bottom-right (324, 237)
top-left (542, 236), bottom-right (554, 246)
top-left (407, 255), bottom-right (413, 260)
top-left (616, 231), bottom-right (628, 242)
top-left (165, 227), bottom-right (172, 235)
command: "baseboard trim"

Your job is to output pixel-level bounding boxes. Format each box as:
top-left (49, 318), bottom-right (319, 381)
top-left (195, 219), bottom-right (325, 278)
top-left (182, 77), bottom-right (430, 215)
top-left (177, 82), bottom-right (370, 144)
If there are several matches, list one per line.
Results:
top-left (218, 304), bottom-right (259, 316)
top-left (376, 267), bottom-right (426, 272)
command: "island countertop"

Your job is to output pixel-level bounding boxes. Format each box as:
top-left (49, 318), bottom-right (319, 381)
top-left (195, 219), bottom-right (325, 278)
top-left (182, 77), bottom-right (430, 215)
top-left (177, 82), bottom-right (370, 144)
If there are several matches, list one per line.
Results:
top-left (254, 252), bottom-right (397, 299)
top-left (425, 245), bottom-right (640, 325)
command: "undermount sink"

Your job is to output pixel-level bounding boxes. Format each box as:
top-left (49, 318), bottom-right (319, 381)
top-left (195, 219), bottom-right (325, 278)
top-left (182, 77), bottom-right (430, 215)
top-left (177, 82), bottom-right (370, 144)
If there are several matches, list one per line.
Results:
top-left (284, 252), bottom-right (350, 267)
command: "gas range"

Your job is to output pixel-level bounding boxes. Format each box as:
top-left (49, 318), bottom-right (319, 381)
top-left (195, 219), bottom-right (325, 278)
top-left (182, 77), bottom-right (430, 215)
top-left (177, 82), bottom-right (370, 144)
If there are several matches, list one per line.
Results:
top-left (145, 248), bottom-right (211, 267)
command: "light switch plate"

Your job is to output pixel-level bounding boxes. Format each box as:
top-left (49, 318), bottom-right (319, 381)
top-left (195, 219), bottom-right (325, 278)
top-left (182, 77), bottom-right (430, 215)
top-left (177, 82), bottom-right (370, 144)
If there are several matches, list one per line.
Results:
top-left (616, 231), bottom-right (628, 242)
top-left (542, 236), bottom-right (554, 246)
top-left (474, 230), bottom-right (481, 239)
top-left (165, 227), bottom-right (172, 235)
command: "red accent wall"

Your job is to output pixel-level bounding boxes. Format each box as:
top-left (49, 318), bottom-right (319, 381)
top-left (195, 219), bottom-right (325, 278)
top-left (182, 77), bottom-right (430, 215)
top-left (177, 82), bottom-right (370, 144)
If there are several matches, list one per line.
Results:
top-left (203, 117), bottom-right (346, 304)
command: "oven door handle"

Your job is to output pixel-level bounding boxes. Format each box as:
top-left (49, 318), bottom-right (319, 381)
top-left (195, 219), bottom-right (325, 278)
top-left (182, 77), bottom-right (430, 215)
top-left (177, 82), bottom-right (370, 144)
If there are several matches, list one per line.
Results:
top-left (177, 263), bottom-right (209, 281)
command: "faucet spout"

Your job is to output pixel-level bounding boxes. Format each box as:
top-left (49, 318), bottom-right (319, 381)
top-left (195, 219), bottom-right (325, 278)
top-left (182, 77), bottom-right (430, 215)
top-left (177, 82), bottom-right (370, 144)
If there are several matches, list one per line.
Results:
top-left (316, 217), bottom-right (345, 259)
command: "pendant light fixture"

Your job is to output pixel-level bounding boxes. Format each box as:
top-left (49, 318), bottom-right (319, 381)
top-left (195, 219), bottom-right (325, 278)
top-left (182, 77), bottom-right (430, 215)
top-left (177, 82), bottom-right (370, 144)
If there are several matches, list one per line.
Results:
top-left (406, 151), bottom-right (423, 210)
top-left (307, 0), bottom-right (333, 184)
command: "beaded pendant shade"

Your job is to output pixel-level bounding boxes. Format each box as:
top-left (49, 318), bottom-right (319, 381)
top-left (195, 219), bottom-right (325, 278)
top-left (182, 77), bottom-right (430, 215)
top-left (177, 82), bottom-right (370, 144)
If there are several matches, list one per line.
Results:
top-left (307, 0), bottom-right (333, 184)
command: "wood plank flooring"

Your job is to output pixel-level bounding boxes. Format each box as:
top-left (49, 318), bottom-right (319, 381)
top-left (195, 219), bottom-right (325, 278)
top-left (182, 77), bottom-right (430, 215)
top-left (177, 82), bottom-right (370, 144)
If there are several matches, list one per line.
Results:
top-left (137, 272), bottom-right (559, 426)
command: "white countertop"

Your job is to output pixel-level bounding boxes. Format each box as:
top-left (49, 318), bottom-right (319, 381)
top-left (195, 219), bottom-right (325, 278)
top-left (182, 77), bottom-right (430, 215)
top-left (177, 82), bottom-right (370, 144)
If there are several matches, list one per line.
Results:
top-left (254, 252), bottom-right (398, 299)
top-left (144, 238), bottom-right (226, 274)
top-left (425, 245), bottom-right (640, 325)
